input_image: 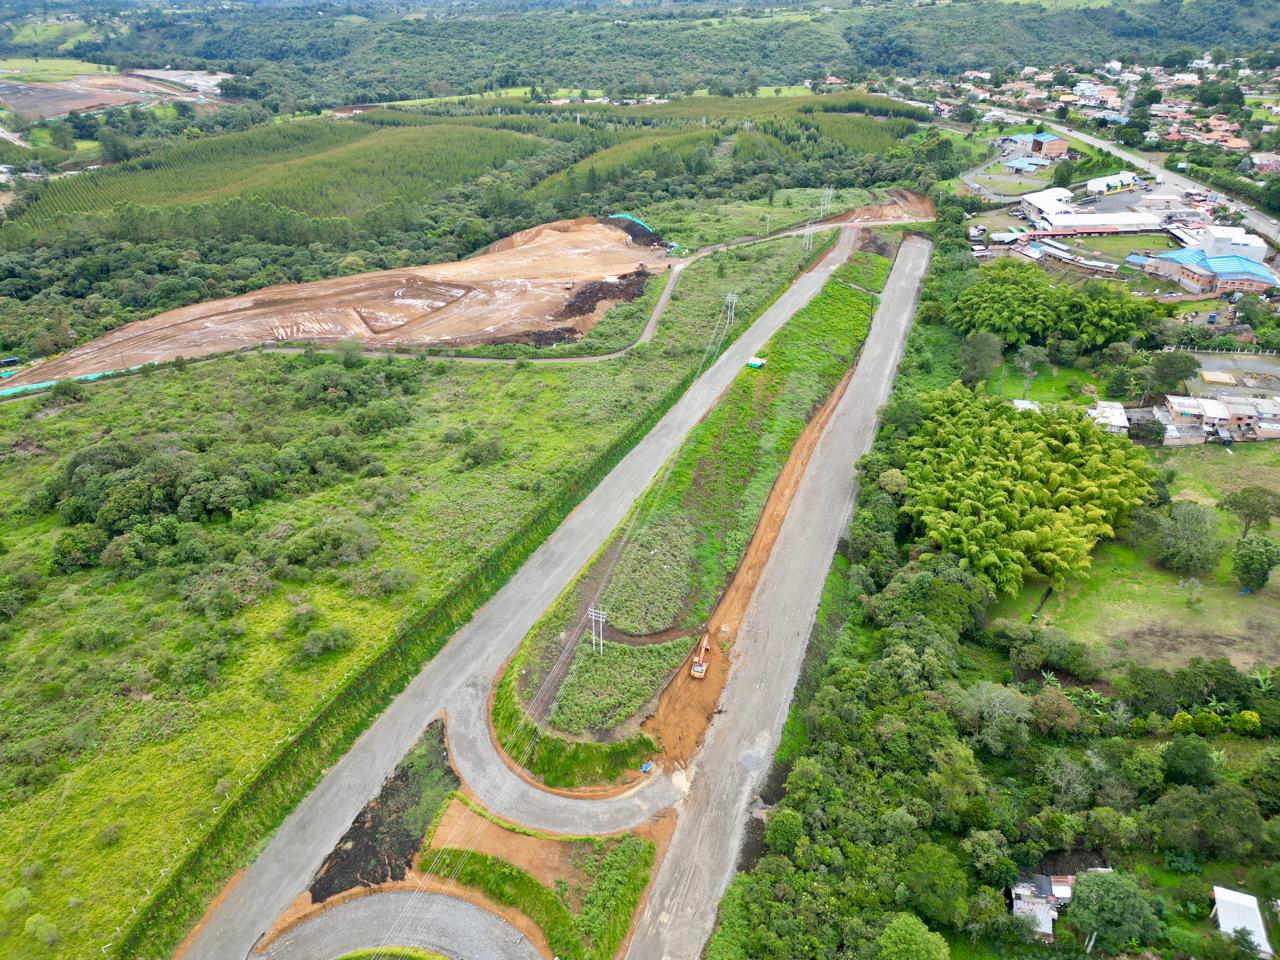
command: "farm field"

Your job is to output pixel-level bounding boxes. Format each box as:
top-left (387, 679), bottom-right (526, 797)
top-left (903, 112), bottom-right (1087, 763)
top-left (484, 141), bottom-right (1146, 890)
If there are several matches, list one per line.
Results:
top-left (0, 56), bottom-right (114, 82)
top-left (0, 228), bottom-right (819, 960)
top-left (992, 441), bottom-right (1280, 669)
top-left (22, 120), bottom-right (543, 221)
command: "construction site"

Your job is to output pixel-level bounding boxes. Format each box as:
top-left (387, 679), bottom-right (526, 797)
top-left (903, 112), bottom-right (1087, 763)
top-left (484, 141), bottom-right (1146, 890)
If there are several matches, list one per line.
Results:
top-left (2, 215), bottom-right (667, 389)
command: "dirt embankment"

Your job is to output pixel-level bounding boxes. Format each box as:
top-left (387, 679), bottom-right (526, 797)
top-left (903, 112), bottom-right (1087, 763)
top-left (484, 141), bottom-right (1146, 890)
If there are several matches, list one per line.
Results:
top-left (7, 217), bottom-right (667, 387)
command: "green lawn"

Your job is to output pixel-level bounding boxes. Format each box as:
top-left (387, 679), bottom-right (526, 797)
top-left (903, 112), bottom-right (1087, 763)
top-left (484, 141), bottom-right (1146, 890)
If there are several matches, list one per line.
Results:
top-left (1064, 231), bottom-right (1177, 262)
top-left (991, 442), bottom-right (1280, 670)
top-left (984, 360), bottom-right (1100, 405)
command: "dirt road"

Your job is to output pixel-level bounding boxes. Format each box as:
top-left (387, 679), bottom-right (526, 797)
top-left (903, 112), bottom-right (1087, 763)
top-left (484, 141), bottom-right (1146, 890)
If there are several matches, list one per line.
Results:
top-left (177, 226), bottom-right (864, 960)
top-left (624, 236), bottom-right (933, 960)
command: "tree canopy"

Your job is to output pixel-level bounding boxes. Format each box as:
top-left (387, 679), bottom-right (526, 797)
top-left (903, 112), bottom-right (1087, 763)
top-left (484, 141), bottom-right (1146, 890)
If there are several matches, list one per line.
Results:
top-left (895, 384), bottom-right (1152, 594)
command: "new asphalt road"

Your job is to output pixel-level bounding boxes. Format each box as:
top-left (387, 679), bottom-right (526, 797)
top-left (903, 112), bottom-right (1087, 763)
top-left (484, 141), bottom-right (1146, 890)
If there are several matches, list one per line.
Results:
top-left (182, 226), bottom-right (865, 960)
top-left (625, 235), bottom-right (933, 960)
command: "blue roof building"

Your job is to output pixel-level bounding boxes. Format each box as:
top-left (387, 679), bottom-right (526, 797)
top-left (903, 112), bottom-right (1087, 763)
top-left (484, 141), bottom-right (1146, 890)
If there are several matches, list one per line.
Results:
top-left (1148, 248), bottom-right (1279, 293)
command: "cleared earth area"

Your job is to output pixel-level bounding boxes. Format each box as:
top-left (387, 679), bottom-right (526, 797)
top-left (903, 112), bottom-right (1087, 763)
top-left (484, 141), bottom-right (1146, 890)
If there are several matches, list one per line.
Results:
top-left (5, 216), bottom-right (665, 386)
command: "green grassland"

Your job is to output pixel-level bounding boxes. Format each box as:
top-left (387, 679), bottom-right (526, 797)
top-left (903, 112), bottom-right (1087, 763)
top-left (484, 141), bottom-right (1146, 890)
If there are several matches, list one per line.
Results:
top-left (5, 22), bottom-right (102, 51)
top-left (640, 187), bottom-right (873, 249)
top-left (337, 950), bottom-right (447, 960)
top-left (0, 56), bottom-right (113, 82)
top-left (22, 121), bottom-right (543, 221)
top-left (835, 249), bottom-right (891, 293)
top-left (992, 442), bottom-right (1280, 669)
top-left (0, 237), bottom-right (818, 958)
top-left (1066, 231), bottom-right (1178, 262)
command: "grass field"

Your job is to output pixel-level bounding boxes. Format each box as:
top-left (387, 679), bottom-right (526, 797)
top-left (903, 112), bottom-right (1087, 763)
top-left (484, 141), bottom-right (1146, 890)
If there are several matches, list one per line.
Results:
top-left (992, 442), bottom-right (1280, 670)
top-left (6, 22), bottom-right (101, 51)
top-left (984, 360), bottom-right (1101, 405)
top-left (23, 121), bottom-right (544, 220)
top-left (0, 236), bottom-right (822, 957)
top-left (640, 187), bottom-right (873, 248)
top-left (1065, 231), bottom-right (1177, 262)
top-left (0, 56), bottom-right (113, 82)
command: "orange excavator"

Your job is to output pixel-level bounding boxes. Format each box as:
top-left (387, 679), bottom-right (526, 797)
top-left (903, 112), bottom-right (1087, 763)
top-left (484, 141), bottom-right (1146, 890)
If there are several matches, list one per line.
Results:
top-left (690, 634), bottom-right (710, 678)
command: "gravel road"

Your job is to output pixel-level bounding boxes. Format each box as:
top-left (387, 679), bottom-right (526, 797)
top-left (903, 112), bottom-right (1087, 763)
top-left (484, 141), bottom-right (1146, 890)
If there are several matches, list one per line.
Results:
top-left (256, 892), bottom-right (542, 960)
top-left (180, 226), bottom-right (862, 960)
top-left (625, 235), bottom-right (934, 960)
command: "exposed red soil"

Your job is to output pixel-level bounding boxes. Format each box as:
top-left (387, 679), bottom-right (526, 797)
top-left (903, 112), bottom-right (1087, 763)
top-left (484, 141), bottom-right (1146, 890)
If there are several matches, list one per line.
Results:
top-left (9, 217), bottom-right (667, 387)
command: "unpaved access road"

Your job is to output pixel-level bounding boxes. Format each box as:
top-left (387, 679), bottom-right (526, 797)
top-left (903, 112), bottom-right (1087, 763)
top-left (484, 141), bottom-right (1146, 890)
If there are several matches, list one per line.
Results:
top-left (179, 226), bottom-right (864, 960)
top-left (626, 235), bottom-right (933, 960)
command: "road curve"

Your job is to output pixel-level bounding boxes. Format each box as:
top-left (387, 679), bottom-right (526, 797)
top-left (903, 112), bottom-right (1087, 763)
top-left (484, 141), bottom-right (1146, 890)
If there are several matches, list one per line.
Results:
top-left (257, 892), bottom-right (542, 960)
top-left (180, 225), bottom-right (862, 960)
top-left (626, 236), bottom-right (934, 960)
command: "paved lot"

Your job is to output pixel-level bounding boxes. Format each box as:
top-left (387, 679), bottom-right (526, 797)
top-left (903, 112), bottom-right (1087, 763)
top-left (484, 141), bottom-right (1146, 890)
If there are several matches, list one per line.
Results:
top-left (625, 236), bottom-right (933, 960)
top-left (180, 227), bottom-right (864, 960)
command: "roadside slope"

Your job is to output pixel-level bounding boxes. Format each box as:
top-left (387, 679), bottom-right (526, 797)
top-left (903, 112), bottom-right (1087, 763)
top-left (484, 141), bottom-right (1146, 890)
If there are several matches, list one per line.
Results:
top-left (624, 235), bottom-right (933, 960)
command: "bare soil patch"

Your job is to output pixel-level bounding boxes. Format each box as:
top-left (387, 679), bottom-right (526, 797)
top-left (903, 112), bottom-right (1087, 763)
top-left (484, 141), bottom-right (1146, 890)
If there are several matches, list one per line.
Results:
top-left (9, 217), bottom-right (666, 387)
top-left (425, 798), bottom-right (585, 900)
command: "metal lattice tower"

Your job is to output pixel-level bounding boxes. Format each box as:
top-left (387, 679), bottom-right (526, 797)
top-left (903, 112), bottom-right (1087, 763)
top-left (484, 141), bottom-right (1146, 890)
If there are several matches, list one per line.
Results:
top-left (587, 605), bottom-right (607, 654)
top-left (819, 185), bottom-right (834, 218)
top-left (743, 120), bottom-right (752, 133)
top-left (803, 222), bottom-right (814, 252)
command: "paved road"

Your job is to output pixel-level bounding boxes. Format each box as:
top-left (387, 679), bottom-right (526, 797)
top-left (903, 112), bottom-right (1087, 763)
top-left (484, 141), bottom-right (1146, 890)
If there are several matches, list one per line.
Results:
top-left (625, 236), bottom-right (933, 960)
top-left (181, 226), bottom-right (862, 960)
top-left (257, 892), bottom-right (541, 960)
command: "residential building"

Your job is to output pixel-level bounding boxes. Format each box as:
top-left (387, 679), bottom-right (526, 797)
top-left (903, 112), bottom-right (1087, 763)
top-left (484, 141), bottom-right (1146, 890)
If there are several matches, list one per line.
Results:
top-left (1088, 401), bottom-right (1129, 434)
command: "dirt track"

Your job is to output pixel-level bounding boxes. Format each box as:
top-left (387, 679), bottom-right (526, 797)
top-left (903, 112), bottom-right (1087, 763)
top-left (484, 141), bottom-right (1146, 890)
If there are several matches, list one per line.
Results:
top-left (5, 217), bottom-right (664, 387)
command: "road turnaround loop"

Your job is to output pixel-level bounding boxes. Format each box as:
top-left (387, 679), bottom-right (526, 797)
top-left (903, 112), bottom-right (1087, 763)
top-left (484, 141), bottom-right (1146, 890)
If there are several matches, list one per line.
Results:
top-left (256, 891), bottom-right (542, 960)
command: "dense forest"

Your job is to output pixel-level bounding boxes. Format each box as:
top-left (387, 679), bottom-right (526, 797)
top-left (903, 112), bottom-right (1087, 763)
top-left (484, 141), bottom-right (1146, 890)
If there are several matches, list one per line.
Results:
top-left (35, 0), bottom-right (1277, 109)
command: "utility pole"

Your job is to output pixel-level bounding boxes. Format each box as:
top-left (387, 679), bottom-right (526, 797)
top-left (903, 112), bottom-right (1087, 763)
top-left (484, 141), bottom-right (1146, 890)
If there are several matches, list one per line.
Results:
top-left (587, 605), bottom-right (607, 654)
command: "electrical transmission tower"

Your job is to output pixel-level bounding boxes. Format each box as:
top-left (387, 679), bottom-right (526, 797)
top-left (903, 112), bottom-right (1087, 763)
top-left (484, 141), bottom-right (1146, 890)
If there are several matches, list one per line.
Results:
top-left (803, 222), bottom-right (814, 252)
top-left (743, 119), bottom-right (752, 132)
top-left (587, 605), bottom-right (607, 655)
top-left (819, 185), bottom-right (834, 218)
top-left (724, 291), bottom-right (739, 329)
